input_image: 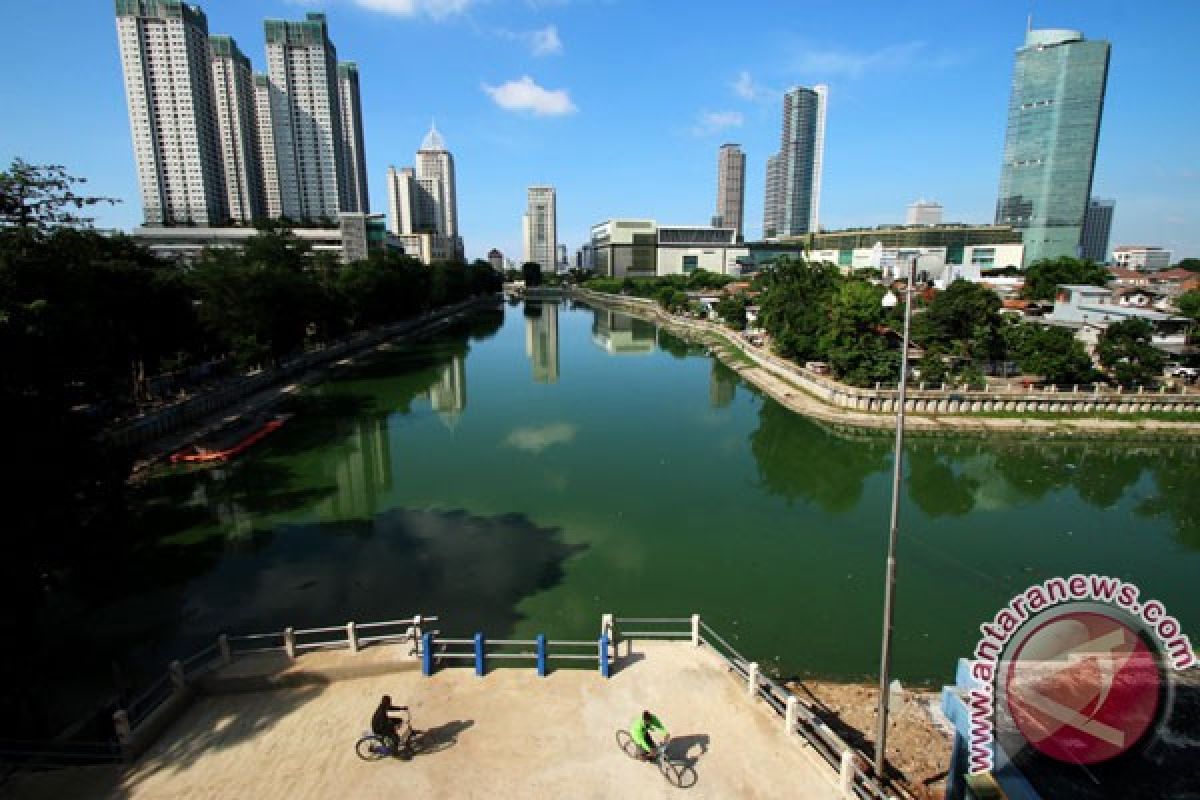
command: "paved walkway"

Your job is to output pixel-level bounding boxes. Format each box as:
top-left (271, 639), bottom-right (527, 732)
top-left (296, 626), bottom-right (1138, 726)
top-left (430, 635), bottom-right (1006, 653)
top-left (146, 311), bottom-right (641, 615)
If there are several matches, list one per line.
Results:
top-left (1, 642), bottom-right (841, 800)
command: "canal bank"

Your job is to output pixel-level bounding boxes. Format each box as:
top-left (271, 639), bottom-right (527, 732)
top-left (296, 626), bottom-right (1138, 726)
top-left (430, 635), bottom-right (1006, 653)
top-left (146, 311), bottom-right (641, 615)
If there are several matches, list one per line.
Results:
top-left (568, 288), bottom-right (1200, 439)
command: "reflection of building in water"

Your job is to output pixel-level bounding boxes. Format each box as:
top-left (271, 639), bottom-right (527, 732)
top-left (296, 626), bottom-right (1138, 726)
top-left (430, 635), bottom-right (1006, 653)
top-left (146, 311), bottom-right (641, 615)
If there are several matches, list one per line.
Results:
top-left (591, 310), bottom-right (656, 355)
top-left (710, 361), bottom-right (736, 408)
top-left (317, 416), bottom-right (394, 520)
top-left (524, 302), bottom-right (560, 383)
top-left (429, 354), bottom-right (467, 428)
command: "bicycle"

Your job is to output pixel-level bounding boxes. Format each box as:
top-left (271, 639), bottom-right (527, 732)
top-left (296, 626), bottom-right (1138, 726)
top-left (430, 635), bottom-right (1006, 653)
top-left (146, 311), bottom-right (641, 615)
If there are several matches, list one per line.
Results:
top-left (355, 710), bottom-right (426, 761)
top-left (615, 729), bottom-right (697, 788)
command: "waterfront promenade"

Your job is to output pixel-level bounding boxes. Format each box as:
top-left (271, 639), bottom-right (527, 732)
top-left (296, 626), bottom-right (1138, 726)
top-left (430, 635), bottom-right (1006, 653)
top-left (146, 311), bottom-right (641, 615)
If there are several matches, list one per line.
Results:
top-left (1, 642), bottom-right (843, 800)
top-left (571, 288), bottom-right (1200, 437)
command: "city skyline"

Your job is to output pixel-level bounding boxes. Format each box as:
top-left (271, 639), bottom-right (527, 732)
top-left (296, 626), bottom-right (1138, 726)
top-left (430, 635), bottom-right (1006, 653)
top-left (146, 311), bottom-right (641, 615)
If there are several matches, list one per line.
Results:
top-left (3, 1), bottom-right (1198, 260)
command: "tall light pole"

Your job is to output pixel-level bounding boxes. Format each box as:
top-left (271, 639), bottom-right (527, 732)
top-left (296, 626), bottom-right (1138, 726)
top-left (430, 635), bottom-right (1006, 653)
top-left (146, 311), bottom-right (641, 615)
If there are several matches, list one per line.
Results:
top-left (874, 255), bottom-right (916, 781)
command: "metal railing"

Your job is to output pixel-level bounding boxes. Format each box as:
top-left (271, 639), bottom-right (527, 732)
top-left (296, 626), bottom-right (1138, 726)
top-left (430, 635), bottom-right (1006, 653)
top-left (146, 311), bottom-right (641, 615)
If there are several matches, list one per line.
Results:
top-left (614, 615), bottom-right (893, 800)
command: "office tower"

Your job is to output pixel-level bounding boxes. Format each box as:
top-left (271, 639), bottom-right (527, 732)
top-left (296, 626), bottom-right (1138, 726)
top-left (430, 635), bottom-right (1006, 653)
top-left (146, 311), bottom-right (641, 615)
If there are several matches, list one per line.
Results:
top-left (523, 186), bottom-right (557, 273)
top-left (766, 85), bottom-right (827, 238)
top-left (905, 199), bottom-right (943, 226)
top-left (714, 144), bottom-right (746, 239)
top-left (253, 73), bottom-right (283, 218)
top-left (763, 153), bottom-right (782, 239)
top-left (337, 62), bottom-right (369, 213)
top-left (415, 124), bottom-right (458, 239)
top-left (264, 12), bottom-right (347, 221)
top-left (488, 249), bottom-right (504, 272)
top-left (1080, 197), bottom-right (1115, 264)
top-left (995, 28), bottom-right (1110, 264)
top-left (386, 124), bottom-right (463, 262)
top-left (115, 0), bottom-right (227, 225)
top-left (209, 35), bottom-right (264, 223)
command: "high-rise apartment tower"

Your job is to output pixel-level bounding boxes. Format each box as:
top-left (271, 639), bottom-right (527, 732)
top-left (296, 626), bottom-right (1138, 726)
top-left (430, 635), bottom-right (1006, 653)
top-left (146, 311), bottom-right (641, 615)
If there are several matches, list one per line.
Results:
top-left (115, 0), bottom-right (227, 225)
top-left (764, 85), bottom-right (827, 238)
top-left (714, 144), bottom-right (746, 239)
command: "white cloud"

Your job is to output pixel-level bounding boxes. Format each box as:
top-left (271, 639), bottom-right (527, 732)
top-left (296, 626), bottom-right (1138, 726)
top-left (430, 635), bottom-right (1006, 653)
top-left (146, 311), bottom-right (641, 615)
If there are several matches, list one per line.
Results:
top-left (792, 41), bottom-right (926, 79)
top-left (353, 0), bottom-right (473, 19)
top-left (497, 25), bottom-right (563, 56)
top-left (691, 110), bottom-right (743, 136)
top-left (483, 76), bottom-right (577, 116)
top-left (504, 423), bottom-right (578, 453)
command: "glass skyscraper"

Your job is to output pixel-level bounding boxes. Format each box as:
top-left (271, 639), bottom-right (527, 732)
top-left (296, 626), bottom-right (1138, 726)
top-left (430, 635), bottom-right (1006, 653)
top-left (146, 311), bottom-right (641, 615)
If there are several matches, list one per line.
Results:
top-left (995, 28), bottom-right (1110, 265)
top-left (763, 85), bottom-right (827, 238)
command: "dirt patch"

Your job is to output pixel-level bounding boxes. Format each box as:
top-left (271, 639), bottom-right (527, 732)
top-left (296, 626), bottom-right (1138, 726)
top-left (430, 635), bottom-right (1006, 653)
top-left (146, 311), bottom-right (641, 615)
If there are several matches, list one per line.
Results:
top-left (787, 680), bottom-right (952, 800)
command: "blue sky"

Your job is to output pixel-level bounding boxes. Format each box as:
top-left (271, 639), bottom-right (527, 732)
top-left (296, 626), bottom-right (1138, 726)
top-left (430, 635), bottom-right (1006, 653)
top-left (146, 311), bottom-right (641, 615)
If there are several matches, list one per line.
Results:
top-left (2, 0), bottom-right (1197, 261)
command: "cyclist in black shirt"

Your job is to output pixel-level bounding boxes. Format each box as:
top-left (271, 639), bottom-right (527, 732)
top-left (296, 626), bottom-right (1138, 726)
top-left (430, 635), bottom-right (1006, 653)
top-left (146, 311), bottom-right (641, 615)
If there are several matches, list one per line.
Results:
top-left (371, 695), bottom-right (409, 754)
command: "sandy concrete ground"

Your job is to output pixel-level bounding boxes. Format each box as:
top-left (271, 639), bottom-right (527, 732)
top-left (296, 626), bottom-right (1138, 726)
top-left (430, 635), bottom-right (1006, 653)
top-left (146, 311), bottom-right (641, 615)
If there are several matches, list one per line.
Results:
top-left (2, 642), bottom-right (841, 800)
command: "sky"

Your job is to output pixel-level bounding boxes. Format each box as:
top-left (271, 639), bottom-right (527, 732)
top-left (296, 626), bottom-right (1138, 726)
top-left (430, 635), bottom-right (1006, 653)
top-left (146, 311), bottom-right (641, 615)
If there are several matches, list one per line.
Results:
top-left (1, 0), bottom-right (1197, 262)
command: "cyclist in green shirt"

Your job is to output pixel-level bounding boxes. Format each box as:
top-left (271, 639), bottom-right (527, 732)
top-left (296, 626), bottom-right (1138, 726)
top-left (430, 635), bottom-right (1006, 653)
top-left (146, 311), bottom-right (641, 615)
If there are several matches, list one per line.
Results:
top-left (631, 710), bottom-right (669, 760)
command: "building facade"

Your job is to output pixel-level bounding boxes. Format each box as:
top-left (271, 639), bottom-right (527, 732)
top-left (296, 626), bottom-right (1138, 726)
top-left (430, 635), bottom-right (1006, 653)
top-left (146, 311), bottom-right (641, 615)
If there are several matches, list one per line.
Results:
top-left (115, 0), bottom-right (228, 226)
top-left (766, 85), bottom-right (828, 238)
top-left (209, 35), bottom-right (264, 223)
top-left (905, 200), bottom-right (943, 226)
top-left (1113, 245), bottom-right (1172, 271)
top-left (1079, 197), bottom-right (1114, 263)
top-left (252, 73), bottom-right (283, 218)
top-left (337, 62), bottom-right (369, 213)
top-left (264, 12), bottom-right (347, 221)
top-left (790, 223), bottom-right (1026, 278)
top-left (488, 249), bottom-right (504, 272)
top-left (523, 186), bottom-right (558, 273)
top-left (995, 28), bottom-right (1111, 264)
top-left (589, 219), bottom-right (747, 278)
top-left (714, 144), bottom-right (746, 240)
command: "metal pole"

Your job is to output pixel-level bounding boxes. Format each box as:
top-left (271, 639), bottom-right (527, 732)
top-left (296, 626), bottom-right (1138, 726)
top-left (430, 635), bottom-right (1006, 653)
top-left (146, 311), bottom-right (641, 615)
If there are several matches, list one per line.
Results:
top-left (874, 256), bottom-right (915, 781)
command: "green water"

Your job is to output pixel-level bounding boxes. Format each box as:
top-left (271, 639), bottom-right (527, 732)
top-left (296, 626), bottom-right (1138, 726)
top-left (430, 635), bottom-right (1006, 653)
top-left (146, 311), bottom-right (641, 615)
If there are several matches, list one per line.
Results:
top-left (116, 299), bottom-right (1200, 686)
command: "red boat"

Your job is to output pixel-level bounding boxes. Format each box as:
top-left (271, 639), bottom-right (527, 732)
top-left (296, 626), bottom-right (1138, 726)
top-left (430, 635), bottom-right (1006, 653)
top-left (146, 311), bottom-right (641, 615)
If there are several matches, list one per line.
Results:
top-left (170, 414), bottom-right (291, 464)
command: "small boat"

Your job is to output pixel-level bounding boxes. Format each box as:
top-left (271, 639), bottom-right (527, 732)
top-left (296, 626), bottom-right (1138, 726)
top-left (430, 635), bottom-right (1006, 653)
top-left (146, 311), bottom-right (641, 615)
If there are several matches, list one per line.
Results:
top-left (170, 413), bottom-right (292, 465)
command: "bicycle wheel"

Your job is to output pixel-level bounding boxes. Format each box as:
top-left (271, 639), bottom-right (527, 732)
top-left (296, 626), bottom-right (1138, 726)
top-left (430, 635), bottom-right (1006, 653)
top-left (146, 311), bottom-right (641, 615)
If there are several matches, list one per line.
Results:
top-left (661, 760), bottom-right (698, 789)
top-left (615, 729), bottom-right (641, 760)
top-left (355, 735), bottom-right (387, 761)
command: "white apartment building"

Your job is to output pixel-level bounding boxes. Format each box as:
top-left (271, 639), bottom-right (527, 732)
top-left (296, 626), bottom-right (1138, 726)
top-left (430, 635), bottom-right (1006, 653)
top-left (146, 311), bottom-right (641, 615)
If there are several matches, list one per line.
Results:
top-left (524, 186), bottom-right (558, 273)
top-left (209, 35), bottom-right (264, 223)
top-left (115, 0), bottom-right (227, 225)
top-left (905, 199), bottom-right (943, 226)
top-left (252, 73), bottom-right (283, 218)
top-left (337, 62), bottom-right (369, 213)
top-left (1113, 246), bottom-right (1172, 271)
top-left (264, 12), bottom-right (347, 221)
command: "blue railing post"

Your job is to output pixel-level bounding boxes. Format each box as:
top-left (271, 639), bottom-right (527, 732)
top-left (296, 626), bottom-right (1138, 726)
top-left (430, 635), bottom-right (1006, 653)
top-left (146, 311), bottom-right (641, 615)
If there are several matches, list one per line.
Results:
top-left (599, 633), bottom-right (611, 678)
top-left (421, 632), bottom-right (433, 676)
top-left (536, 634), bottom-right (547, 677)
top-left (475, 632), bottom-right (486, 677)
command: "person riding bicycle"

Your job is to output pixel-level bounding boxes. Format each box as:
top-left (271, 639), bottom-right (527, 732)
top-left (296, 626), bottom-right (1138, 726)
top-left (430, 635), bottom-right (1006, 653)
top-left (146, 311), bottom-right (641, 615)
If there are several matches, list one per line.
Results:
top-left (371, 695), bottom-right (410, 753)
top-left (631, 710), bottom-right (669, 761)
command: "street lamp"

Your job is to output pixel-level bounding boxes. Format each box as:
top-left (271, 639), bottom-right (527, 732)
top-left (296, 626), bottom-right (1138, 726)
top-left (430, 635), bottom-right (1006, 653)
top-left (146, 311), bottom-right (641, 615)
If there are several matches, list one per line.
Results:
top-left (874, 255), bottom-right (917, 782)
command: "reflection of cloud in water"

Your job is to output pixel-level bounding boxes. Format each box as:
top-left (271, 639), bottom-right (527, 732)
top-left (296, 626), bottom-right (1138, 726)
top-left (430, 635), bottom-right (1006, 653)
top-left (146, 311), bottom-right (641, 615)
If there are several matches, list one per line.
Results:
top-left (504, 422), bottom-right (578, 453)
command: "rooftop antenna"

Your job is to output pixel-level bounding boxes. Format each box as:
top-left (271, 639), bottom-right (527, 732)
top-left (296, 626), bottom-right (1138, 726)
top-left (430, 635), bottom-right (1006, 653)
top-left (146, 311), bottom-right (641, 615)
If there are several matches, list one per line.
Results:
top-left (1027, 12), bottom-right (1033, 32)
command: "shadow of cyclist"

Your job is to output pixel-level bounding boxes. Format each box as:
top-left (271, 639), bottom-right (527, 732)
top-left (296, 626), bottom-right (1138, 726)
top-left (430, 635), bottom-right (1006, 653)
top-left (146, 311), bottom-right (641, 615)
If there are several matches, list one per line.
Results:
top-left (666, 733), bottom-right (710, 768)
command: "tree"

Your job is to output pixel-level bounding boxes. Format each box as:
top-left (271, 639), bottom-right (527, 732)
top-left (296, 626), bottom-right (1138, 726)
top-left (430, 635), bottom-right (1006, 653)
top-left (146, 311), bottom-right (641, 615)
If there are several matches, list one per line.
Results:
top-left (1021, 256), bottom-right (1111, 302)
top-left (820, 280), bottom-right (898, 386)
top-left (1174, 258), bottom-right (1200, 274)
top-left (0, 158), bottom-right (118, 234)
top-left (1006, 324), bottom-right (1094, 385)
top-left (755, 256), bottom-right (842, 362)
top-left (715, 292), bottom-right (749, 330)
top-left (1096, 318), bottom-right (1165, 386)
top-left (1176, 289), bottom-right (1200, 328)
top-left (521, 261), bottom-right (543, 287)
top-left (917, 279), bottom-right (1003, 360)
top-left (917, 344), bottom-right (951, 386)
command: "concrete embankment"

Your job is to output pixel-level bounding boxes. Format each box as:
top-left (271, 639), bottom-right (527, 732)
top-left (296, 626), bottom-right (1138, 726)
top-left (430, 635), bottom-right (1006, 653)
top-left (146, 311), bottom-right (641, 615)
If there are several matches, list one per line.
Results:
top-left (569, 288), bottom-right (1200, 440)
top-left (125, 295), bottom-right (499, 476)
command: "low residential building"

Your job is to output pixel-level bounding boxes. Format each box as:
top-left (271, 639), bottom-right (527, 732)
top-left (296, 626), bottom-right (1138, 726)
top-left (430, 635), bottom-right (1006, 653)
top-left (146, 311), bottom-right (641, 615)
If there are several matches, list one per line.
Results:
top-left (589, 219), bottom-right (748, 278)
top-left (1051, 284), bottom-right (1192, 357)
top-left (132, 213), bottom-right (400, 264)
top-left (1113, 245), bottom-right (1172, 271)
